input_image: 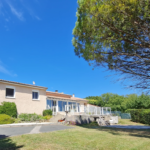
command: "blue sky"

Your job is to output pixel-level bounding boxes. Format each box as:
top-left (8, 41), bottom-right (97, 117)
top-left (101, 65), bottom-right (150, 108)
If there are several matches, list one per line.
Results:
top-left (0, 0), bottom-right (137, 98)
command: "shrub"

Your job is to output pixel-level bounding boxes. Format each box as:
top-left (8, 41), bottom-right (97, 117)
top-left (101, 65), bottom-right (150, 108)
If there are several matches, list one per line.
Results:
top-left (43, 115), bottom-right (52, 120)
top-left (126, 109), bottom-right (150, 125)
top-left (0, 105), bottom-right (3, 114)
top-left (0, 102), bottom-right (17, 118)
top-left (18, 113), bottom-right (29, 121)
top-left (0, 114), bottom-right (15, 124)
top-left (43, 109), bottom-right (52, 116)
top-left (18, 113), bottom-right (43, 122)
top-left (14, 118), bottom-right (22, 123)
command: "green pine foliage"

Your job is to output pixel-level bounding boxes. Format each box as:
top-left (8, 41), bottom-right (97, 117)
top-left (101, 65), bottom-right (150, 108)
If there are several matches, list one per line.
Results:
top-left (0, 114), bottom-right (15, 124)
top-left (73, 0), bottom-right (150, 90)
top-left (0, 102), bottom-right (17, 118)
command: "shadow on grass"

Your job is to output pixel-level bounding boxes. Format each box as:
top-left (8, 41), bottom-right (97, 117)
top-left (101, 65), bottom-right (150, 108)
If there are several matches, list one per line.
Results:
top-left (0, 135), bottom-right (24, 150)
top-left (76, 123), bottom-right (150, 139)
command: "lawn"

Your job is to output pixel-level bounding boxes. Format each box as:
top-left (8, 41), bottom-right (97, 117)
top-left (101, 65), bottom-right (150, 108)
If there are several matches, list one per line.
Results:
top-left (118, 119), bottom-right (150, 126)
top-left (0, 121), bottom-right (150, 150)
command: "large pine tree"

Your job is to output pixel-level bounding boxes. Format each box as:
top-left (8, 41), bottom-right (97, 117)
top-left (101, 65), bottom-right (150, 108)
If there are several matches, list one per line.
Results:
top-left (73, 0), bottom-right (150, 90)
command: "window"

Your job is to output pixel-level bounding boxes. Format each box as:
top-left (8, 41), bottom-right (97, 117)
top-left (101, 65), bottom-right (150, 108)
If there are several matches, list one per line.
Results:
top-left (32, 90), bottom-right (39, 100)
top-left (47, 100), bottom-right (57, 109)
top-left (68, 102), bottom-right (77, 112)
top-left (47, 100), bottom-right (52, 109)
top-left (58, 101), bottom-right (67, 112)
top-left (6, 86), bottom-right (15, 98)
top-left (58, 101), bottom-right (63, 111)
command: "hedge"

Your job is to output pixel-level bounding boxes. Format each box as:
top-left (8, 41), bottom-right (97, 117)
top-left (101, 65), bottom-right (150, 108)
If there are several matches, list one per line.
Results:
top-left (43, 109), bottom-right (52, 116)
top-left (0, 114), bottom-right (15, 124)
top-left (126, 109), bottom-right (150, 125)
top-left (0, 102), bottom-right (17, 118)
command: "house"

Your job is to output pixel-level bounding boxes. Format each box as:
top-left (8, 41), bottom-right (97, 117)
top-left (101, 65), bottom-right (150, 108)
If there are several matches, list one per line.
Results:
top-left (46, 91), bottom-right (87, 115)
top-left (0, 79), bottom-right (87, 115)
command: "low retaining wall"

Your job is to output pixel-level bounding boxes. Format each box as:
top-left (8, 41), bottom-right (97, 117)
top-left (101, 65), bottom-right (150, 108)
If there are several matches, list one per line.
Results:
top-left (110, 116), bottom-right (118, 124)
top-left (66, 115), bottom-right (119, 125)
top-left (66, 115), bottom-right (94, 124)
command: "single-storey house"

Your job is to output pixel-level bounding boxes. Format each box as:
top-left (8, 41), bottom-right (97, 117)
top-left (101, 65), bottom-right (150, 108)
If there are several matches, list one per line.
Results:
top-left (0, 79), bottom-right (88, 115)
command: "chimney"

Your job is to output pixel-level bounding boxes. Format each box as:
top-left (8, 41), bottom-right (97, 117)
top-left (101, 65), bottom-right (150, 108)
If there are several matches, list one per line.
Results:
top-left (55, 90), bottom-right (58, 93)
top-left (72, 94), bottom-right (75, 97)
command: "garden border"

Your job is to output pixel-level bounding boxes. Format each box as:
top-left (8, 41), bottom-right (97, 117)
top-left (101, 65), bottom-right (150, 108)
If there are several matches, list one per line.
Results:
top-left (0, 122), bottom-right (56, 127)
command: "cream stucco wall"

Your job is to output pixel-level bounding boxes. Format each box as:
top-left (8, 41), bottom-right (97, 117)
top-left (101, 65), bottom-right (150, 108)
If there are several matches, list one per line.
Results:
top-left (0, 83), bottom-right (47, 115)
top-left (80, 102), bottom-right (85, 112)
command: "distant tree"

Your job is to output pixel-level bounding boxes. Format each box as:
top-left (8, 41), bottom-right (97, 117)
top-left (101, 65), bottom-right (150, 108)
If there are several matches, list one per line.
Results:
top-left (86, 96), bottom-right (104, 106)
top-left (101, 93), bottom-right (125, 111)
top-left (122, 94), bottom-right (138, 110)
top-left (73, 0), bottom-right (150, 90)
top-left (86, 93), bottom-right (150, 112)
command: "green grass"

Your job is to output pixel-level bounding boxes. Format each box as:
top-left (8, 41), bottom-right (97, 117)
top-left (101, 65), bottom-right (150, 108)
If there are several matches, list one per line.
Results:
top-left (0, 123), bottom-right (150, 150)
top-left (118, 119), bottom-right (150, 126)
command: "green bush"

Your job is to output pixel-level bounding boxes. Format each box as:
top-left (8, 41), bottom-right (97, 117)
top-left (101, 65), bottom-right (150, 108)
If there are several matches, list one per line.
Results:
top-left (0, 114), bottom-right (15, 124)
top-left (43, 115), bottom-right (52, 120)
top-left (0, 102), bottom-right (17, 118)
top-left (18, 113), bottom-right (44, 122)
top-left (0, 105), bottom-right (3, 114)
top-left (126, 109), bottom-right (150, 125)
top-left (43, 109), bottom-right (52, 116)
top-left (14, 118), bottom-right (22, 123)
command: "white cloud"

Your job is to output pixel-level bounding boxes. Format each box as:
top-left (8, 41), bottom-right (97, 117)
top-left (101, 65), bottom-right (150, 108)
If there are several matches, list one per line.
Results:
top-left (35, 16), bottom-right (41, 20)
top-left (5, 18), bottom-right (9, 22)
top-left (0, 0), bottom-right (41, 26)
top-left (6, 1), bottom-right (24, 21)
top-left (19, 0), bottom-right (41, 21)
top-left (0, 61), bottom-right (17, 77)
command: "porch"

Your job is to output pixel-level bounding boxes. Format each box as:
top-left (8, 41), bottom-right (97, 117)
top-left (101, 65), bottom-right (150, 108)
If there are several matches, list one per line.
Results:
top-left (84, 105), bottom-right (111, 115)
top-left (46, 97), bottom-right (83, 115)
top-left (46, 97), bottom-right (111, 116)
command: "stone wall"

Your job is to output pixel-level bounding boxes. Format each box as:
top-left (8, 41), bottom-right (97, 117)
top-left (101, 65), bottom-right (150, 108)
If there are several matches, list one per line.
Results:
top-left (66, 115), bottom-right (94, 124)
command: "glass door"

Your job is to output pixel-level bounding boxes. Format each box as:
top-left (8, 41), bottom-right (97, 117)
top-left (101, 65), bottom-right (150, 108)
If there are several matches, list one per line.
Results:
top-left (68, 102), bottom-right (77, 113)
top-left (52, 100), bottom-right (57, 115)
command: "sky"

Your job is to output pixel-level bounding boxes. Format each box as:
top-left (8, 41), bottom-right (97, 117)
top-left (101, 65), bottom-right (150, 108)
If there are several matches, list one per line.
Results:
top-left (0, 0), bottom-right (138, 98)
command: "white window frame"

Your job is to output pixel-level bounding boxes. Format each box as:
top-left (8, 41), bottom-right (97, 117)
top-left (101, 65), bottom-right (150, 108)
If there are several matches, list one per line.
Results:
top-left (6, 86), bottom-right (16, 99)
top-left (67, 101), bottom-right (78, 112)
top-left (57, 100), bottom-right (68, 112)
top-left (32, 90), bottom-right (40, 101)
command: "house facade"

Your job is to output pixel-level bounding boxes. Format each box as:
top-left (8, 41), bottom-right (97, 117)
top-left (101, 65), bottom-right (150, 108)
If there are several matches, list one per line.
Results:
top-left (46, 91), bottom-right (87, 115)
top-left (0, 79), bottom-right (87, 115)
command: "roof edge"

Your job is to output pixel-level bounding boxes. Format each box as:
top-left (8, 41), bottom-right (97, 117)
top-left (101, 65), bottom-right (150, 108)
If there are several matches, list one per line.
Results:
top-left (47, 95), bottom-right (88, 102)
top-left (46, 91), bottom-right (72, 96)
top-left (0, 79), bottom-right (48, 90)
